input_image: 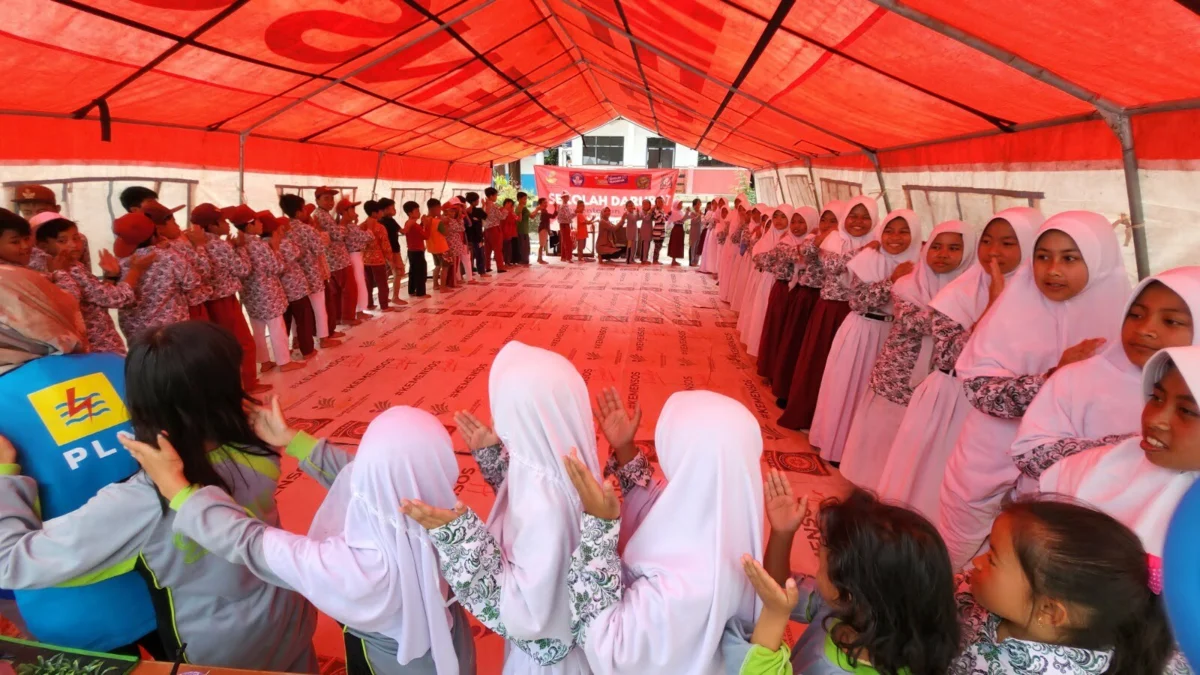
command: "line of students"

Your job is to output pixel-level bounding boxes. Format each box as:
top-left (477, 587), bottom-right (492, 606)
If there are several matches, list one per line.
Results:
top-left (1, 261), bottom-right (1194, 674)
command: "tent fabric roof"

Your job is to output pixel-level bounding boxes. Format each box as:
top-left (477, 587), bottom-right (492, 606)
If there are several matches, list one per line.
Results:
top-left (2, 0), bottom-right (1198, 175)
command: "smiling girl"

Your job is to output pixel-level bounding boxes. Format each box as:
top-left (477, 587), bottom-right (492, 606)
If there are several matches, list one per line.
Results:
top-left (779, 197), bottom-right (879, 430)
top-left (938, 211), bottom-right (1133, 569)
top-left (840, 220), bottom-right (974, 488)
top-left (1011, 267), bottom-right (1200, 493)
top-left (876, 208), bottom-right (1043, 522)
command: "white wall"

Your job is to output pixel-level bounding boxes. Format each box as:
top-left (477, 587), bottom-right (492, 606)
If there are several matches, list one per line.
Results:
top-left (754, 164), bottom-right (1200, 278)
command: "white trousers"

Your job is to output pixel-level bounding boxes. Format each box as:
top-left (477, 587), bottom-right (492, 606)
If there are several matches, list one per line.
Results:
top-left (307, 289), bottom-right (329, 339)
top-left (251, 315), bottom-right (291, 366)
top-left (350, 251), bottom-right (368, 312)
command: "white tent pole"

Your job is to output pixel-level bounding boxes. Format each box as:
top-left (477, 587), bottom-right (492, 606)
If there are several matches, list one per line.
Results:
top-left (867, 151), bottom-right (892, 212)
top-left (861, 0), bottom-right (1123, 114)
top-left (805, 158), bottom-right (821, 210)
top-left (1103, 112), bottom-right (1151, 279)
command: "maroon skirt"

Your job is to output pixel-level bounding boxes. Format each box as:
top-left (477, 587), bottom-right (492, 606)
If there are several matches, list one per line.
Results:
top-left (667, 223), bottom-right (686, 258)
top-left (769, 285), bottom-right (821, 399)
top-left (778, 298), bottom-right (852, 430)
top-left (756, 280), bottom-right (795, 378)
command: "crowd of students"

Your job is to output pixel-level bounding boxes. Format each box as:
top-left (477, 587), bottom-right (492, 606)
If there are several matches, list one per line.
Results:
top-left (1, 183), bottom-right (1198, 675)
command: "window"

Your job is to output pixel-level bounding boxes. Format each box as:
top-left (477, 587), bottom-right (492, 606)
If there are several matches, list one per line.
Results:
top-left (697, 153), bottom-right (732, 168)
top-left (391, 187), bottom-right (434, 206)
top-left (785, 174), bottom-right (818, 208)
top-left (646, 137), bottom-right (675, 169)
top-left (582, 136), bottom-right (624, 166)
top-left (903, 185), bottom-right (1044, 229)
top-left (757, 176), bottom-right (778, 206)
top-left (820, 179), bottom-right (861, 204)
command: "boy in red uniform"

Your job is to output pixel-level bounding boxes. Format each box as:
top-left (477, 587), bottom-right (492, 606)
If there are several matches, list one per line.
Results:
top-left (312, 187), bottom-right (355, 333)
top-left (360, 201), bottom-right (395, 311)
top-left (403, 201), bottom-right (428, 297)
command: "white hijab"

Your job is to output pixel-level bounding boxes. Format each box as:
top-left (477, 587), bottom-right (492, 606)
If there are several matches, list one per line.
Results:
top-left (928, 207), bottom-right (1044, 330)
top-left (956, 211), bottom-right (1133, 380)
top-left (752, 205), bottom-right (795, 257)
top-left (1012, 267), bottom-right (1200, 462)
top-left (1040, 347), bottom-right (1200, 555)
top-left (584, 391), bottom-right (764, 674)
top-left (845, 208), bottom-right (923, 284)
top-left (486, 341), bottom-right (600, 642)
top-left (892, 220), bottom-right (977, 309)
top-left (263, 407), bottom-right (461, 674)
top-left (819, 195), bottom-right (877, 255)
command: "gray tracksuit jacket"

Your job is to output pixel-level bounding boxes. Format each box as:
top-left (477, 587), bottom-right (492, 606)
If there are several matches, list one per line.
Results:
top-left (0, 447), bottom-right (318, 672)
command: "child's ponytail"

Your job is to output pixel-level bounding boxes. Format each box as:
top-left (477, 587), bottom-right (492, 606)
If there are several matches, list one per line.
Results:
top-left (1107, 585), bottom-right (1174, 675)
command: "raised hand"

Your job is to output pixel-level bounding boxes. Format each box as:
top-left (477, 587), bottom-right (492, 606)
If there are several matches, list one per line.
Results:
top-left (400, 499), bottom-right (467, 530)
top-left (1056, 337), bottom-right (1107, 370)
top-left (594, 386), bottom-right (641, 462)
top-left (185, 226), bottom-right (208, 247)
top-left (864, 240), bottom-right (882, 251)
top-left (742, 554), bottom-right (800, 614)
top-left (0, 433), bottom-right (15, 465)
top-left (454, 410), bottom-right (500, 451)
top-left (889, 261), bottom-right (915, 282)
top-left (249, 396), bottom-right (297, 448)
top-left (986, 257), bottom-right (1005, 306)
top-left (118, 431), bottom-right (190, 501)
top-left (98, 249), bottom-right (121, 277)
top-left (764, 469), bottom-right (808, 534)
top-left (563, 448), bottom-right (619, 520)
top-left (130, 251), bottom-right (157, 273)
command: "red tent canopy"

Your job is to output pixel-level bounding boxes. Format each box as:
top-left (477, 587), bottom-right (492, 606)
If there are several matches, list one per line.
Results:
top-left (1, 0), bottom-right (1198, 179)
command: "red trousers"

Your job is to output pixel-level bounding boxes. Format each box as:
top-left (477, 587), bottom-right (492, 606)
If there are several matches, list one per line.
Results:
top-left (284, 297), bottom-right (315, 356)
top-left (483, 227), bottom-right (506, 271)
top-left (365, 264), bottom-right (389, 310)
top-left (326, 267), bottom-right (352, 333)
top-left (206, 294), bottom-right (257, 387)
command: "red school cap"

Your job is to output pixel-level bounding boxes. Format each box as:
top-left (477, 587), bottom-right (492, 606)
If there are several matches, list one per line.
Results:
top-left (112, 212), bottom-right (155, 258)
top-left (221, 204), bottom-right (257, 226)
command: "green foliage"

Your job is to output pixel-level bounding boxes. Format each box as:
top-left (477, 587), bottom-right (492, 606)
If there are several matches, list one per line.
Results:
top-left (737, 172), bottom-right (756, 204)
top-left (543, 148), bottom-right (559, 166)
top-left (492, 174), bottom-right (521, 203)
top-left (14, 654), bottom-right (122, 675)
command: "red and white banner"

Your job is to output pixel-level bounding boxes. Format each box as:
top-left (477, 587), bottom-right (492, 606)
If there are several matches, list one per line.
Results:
top-left (534, 166), bottom-right (678, 215)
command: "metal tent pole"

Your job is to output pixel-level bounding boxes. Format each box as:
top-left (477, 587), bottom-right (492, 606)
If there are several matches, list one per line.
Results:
top-left (774, 166), bottom-right (789, 205)
top-left (867, 151), bottom-right (891, 212)
top-left (805, 157), bottom-right (821, 209)
top-left (371, 151), bottom-right (385, 199)
top-left (1104, 112), bottom-right (1151, 279)
top-left (238, 132), bottom-right (246, 204)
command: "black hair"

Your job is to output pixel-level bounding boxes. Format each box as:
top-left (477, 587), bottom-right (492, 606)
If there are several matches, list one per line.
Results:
top-left (364, 200), bottom-right (381, 216)
top-left (426, 198), bottom-right (441, 209)
top-left (403, 201), bottom-right (421, 216)
top-left (377, 198), bottom-right (395, 210)
top-left (1002, 499), bottom-right (1174, 675)
top-left (692, 198), bottom-right (701, 205)
top-left (484, 187), bottom-right (498, 198)
top-left (503, 198), bottom-right (514, 207)
top-left (0, 209), bottom-right (32, 238)
top-left (517, 191), bottom-right (527, 200)
top-left (279, 194), bottom-right (305, 218)
top-left (818, 490), bottom-right (960, 675)
top-left (537, 197), bottom-right (547, 205)
top-left (119, 186), bottom-right (158, 212)
top-left (35, 218), bottom-right (77, 243)
top-left (125, 321), bottom-right (277, 497)
top-left (465, 192), bottom-right (479, 204)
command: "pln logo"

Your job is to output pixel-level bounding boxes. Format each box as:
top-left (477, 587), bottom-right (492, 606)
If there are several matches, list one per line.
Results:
top-left (28, 373), bottom-right (129, 446)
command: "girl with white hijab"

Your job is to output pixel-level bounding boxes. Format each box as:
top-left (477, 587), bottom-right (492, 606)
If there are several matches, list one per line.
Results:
top-left (938, 211), bottom-right (1133, 569)
top-left (1040, 345), bottom-right (1200, 558)
top-left (739, 205), bottom-right (795, 356)
top-left (730, 206), bottom-right (767, 312)
top-left (699, 201), bottom-right (725, 274)
top-left (808, 208), bottom-right (923, 463)
top-left (141, 403), bottom-right (475, 675)
top-left (768, 203), bottom-right (844, 402)
top-left (719, 206), bottom-right (750, 303)
top-left (755, 208), bottom-right (819, 375)
top-left (562, 390), bottom-right (764, 675)
top-left (1009, 266), bottom-right (1200, 495)
top-left (839, 220), bottom-right (975, 489)
top-left (404, 341), bottom-right (601, 675)
top-left (875, 208), bottom-right (1044, 522)
top-left (779, 196), bottom-right (880, 431)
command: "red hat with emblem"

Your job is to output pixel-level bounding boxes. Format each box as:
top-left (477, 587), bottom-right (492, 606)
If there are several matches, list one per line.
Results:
top-left (142, 202), bottom-right (185, 226)
top-left (112, 213), bottom-right (155, 258)
top-left (13, 184), bottom-right (56, 205)
top-left (335, 198), bottom-right (361, 214)
top-left (314, 186), bottom-right (338, 198)
top-left (190, 203), bottom-right (224, 228)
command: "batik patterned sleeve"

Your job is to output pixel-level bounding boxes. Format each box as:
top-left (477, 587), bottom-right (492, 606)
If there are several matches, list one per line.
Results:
top-left (930, 310), bottom-right (970, 372)
top-left (72, 265), bottom-right (135, 309)
top-left (567, 514), bottom-right (622, 644)
top-left (963, 375), bottom-right (1047, 419)
top-left (210, 238), bottom-right (251, 279)
top-left (602, 452), bottom-right (653, 494)
top-left (850, 276), bottom-right (893, 314)
top-left (472, 443), bottom-right (509, 492)
top-left (429, 510), bottom-right (573, 665)
top-left (1014, 434), bottom-right (1135, 480)
top-left (171, 247), bottom-right (202, 295)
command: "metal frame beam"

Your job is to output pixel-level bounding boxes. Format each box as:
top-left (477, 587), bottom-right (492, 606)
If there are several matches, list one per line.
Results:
top-left (1103, 112), bottom-right (1151, 279)
top-left (530, 0), bottom-right (615, 119)
top-left (609, 0), bottom-right (664, 137)
top-left (555, 0), bottom-right (875, 153)
top-left (866, 151), bottom-right (891, 212)
top-left (805, 158), bottom-right (821, 210)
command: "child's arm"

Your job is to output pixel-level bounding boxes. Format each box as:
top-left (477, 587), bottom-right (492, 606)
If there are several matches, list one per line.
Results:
top-left (743, 556), bottom-right (799, 653)
top-left (763, 469), bottom-right (808, 586)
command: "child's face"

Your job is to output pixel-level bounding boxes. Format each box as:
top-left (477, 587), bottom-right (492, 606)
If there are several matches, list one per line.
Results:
top-left (429, 205), bottom-right (442, 217)
top-left (789, 214), bottom-right (807, 236)
top-left (53, 226), bottom-right (85, 261)
top-left (880, 217), bottom-right (912, 255)
top-left (316, 194), bottom-right (335, 210)
top-left (518, 196), bottom-right (527, 206)
top-left (1122, 282), bottom-right (1193, 368)
top-left (602, 207), bottom-right (611, 219)
top-left (818, 210), bottom-right (839, 234)
top-left (927, 232), bottom-right (965, 274)
top-left (209, 219), bottom-right (231, 237)
top-left (844, 204), bottom-right (873, 237)
top-left (157, 218), bottom-right (181, 240)
top-left (0, 230), bottom-right (32, 266)
top-left (1142, 365), bottom-right (1200, 471)
top-left (971, 515), bottom-right (1037, 627)
top-left (655, 197), bottom-right (664, 209)
top-left (977, 218), bottom-right (1023, 275)
top-left (772, 212), bottom-right (788, 229)
top-left (1033, 229), bottom-right (1089, 302)
top-left (247, 220), bottom-right (264, 236)
top-left (642, 200), bottom-right (652, 211)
